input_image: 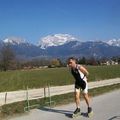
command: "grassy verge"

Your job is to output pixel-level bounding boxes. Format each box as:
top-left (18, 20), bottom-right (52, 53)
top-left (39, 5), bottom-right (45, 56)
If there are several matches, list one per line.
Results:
top-left (0, 65), bottom-right (120, 92)
top-left (87, 65), bottom-right (120, 81)
top-left (0, 83), bottom-right (120, 119)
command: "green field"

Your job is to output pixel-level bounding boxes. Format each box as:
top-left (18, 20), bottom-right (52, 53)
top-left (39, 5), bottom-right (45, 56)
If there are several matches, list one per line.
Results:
top-left (0, 65), bottom-right (120, 92)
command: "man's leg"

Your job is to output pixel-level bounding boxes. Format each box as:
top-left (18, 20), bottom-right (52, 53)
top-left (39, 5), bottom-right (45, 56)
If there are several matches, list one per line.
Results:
top-left (82, 93), bottom-right (90, 107)
top-left (82, 81), bottom-right (90, 107)
top-left (83, 93), bottom-right (93, 116)
top-left (82, 82), bottom-right (93, 116)
top-left (72, 88), bottom-right (81, 116)
top-left (74, 88), bottom-right (80, 108)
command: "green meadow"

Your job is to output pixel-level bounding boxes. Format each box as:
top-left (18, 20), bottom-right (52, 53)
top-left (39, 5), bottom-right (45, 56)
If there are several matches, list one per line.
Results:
top-left (0, 65), bottom-right (120, 92)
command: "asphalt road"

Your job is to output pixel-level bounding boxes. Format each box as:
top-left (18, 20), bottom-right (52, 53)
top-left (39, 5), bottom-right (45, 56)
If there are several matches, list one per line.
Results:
top-left (8, 89), bottom-right (120, 120)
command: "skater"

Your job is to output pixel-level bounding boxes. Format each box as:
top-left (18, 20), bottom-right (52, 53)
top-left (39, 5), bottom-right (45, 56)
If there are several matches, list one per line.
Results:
top-left (67, 57), bottom-right (93, 117)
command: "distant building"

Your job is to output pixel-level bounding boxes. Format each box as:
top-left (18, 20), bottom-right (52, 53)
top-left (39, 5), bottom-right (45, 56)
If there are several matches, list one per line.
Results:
top-left (106, 60), bottom-right (118, 65)
top-left (101, 60), bottom-right (119, 65)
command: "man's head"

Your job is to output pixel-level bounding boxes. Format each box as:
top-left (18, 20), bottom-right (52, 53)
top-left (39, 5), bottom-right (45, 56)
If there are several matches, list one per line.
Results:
top-left (67, 57), bottom-right (77, 68)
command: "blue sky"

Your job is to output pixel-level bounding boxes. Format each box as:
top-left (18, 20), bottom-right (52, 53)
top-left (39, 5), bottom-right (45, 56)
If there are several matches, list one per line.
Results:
top-left (0, 0), bottom-right (120, 44)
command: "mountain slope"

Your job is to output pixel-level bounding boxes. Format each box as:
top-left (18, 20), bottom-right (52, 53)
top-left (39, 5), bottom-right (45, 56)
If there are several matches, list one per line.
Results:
top-left (2, 37), bottom-right (44, 58)
top-left (38, 34), bottom-right (77, 49)
top-left (3, 37), bottom-right (26, 45)
top-left (0, 35), bottom-right (120, 59)
top-left (106, 39), bottom-right (120, 47)
top-left (45, 41), bottom-right (120, 58)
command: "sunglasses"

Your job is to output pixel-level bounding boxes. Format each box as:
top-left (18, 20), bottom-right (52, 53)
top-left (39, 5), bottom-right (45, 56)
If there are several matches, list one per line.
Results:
top-left (68, 61), bottom-right (72, 64)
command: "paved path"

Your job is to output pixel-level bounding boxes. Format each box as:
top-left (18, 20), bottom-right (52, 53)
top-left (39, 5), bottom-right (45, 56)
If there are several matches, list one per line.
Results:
top-left (0, 78), bottom-right (120, 106)
top-left (8, 89), bottom-right (120, 120)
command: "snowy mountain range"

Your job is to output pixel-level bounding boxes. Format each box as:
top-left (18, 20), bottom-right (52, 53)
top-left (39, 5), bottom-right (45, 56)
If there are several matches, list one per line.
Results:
top-left (38, 34), bottom-right (77, 49)
top-left (3, 37), bottom-right (33, 46)
top-left (0, 34), bottom-right (120, 59)
top-left (105, 39), bottom-right (120, 47)
top-left (3, 37), bottom-right (26, 45)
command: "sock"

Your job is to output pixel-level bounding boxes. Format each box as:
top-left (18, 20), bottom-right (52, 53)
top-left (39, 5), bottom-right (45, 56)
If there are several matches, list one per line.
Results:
top-left (77, 106), bottom-right (80, 109)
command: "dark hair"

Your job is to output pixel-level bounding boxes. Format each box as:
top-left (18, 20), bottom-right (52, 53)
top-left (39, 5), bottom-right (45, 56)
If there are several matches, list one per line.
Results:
top-left (67, 57), bottom-right (77, 64)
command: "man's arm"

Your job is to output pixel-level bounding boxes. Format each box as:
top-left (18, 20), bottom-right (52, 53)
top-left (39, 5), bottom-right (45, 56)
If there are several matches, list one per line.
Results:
top-left (79, 65), bottom-right (89, 76)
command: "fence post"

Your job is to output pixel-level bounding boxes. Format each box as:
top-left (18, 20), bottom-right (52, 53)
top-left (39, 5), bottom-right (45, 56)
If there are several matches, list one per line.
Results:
top-left (44, 86), bottom-right (46, 101)
top-left (5, 92), bottom-right (7, 104)
top-left (48, 84), bottom-right (51, 108)
top-left (26, 86), bottom-right (30, 111)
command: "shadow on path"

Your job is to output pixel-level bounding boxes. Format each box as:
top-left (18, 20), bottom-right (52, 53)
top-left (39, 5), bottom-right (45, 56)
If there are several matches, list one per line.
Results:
top-left (39, 107), bottom-right (72, 118)
top-left (39, 107), bottom-right (88, 118)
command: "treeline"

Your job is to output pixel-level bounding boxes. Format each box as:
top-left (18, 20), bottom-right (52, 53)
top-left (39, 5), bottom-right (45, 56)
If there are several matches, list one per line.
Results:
top-left (0, 44), bottom-right (120, 71)
top-left (78, 57), bottom-right (120, 65)
top-left (0, 45), bottom-right (65, 71)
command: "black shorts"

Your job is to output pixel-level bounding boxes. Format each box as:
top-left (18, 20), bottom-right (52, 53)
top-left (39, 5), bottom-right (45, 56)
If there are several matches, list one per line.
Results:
top-left (75, 80), bottom-right (87, 90)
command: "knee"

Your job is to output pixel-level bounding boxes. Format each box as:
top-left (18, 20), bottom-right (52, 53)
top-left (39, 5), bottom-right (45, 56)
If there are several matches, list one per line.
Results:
top-left (83, 93), bottom-right (89, 98)
top-left (75, 92), bottom-right (80, 99)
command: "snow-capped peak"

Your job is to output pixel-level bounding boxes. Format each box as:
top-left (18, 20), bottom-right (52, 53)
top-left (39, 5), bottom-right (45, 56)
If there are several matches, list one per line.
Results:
top-left (3, 37), bottom-right (26, 45)
top-left (106, 39), bottom-right (120, 47)
top-left (38, 34), bottom-right (77, 49)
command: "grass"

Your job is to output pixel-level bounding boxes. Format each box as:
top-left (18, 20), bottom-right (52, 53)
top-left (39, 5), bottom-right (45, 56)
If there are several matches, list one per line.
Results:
top-left (87, 65), bottom-right (120, 81)
top-left (0, 65), bottom-right (120, 92)
top-left (0, 68), bottom-right (73, 92)
top-left (0, 83), bottom-right (120, 119)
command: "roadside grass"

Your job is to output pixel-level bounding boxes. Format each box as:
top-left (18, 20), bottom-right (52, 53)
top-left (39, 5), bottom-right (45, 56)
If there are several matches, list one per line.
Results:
top-left (0, 83), bottom-right (120, 119)
top-left (0, 65), bottom-right (120, 92)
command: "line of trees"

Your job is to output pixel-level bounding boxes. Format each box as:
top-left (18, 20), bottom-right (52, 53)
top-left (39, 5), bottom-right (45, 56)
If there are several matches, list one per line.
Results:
top-left (78, 56), bottom-right (120, 65)
top-left (0, 44), bottom-right (120, 71)
top-left (0, 45), bottom-right (64, 71)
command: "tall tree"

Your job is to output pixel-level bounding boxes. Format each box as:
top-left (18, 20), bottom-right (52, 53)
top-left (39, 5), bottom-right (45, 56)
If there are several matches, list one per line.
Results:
top-left (50, 59), bottom-right (61, 67)
top-left (0, 44), bottom-right (16, 71)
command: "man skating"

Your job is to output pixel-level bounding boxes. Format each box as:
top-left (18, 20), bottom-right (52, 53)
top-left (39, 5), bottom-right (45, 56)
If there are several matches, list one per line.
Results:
top-left (67, 57), bottom-right (93, 117)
